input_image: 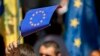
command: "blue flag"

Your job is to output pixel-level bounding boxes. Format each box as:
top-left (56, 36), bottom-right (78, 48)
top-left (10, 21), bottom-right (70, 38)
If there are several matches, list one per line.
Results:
top-left (0, 0), bottom-right (4, 16)
top-left (20, 5), bottom-right (58, 37)
top-left (64, 0), bottom-right (99, 56)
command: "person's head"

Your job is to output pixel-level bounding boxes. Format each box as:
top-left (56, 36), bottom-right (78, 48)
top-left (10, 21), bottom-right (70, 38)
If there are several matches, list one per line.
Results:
top-left (90, 50), bottom-right (100, 56)
top-left (39, 41), bottom-right (61, 56)
top-left (12, 44), bottom-right (35, 56)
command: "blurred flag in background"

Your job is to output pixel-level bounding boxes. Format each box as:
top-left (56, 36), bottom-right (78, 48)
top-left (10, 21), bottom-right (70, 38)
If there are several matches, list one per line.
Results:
top-left (3, 0), bottom-right (23, 47)
top-left (64, 0), bottom-right (99, 56)
top-left (0, 0), bottom-right (4, 16)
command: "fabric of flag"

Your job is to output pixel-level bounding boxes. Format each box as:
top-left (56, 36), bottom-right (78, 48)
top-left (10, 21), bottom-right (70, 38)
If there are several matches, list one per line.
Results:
top-left (0, 0), bottom-right (4, 15)
top-left (3, 0), bottom-right (23, 47)
top-left (64, 0), bottom-right (99, 56)
top-left (20, 5), bottom-right (58, 37)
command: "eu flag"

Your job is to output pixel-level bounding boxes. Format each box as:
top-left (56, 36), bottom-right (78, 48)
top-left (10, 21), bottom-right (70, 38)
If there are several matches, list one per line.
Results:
top-left (0, 0), bottom-right (4, 16)
top-left (20, 5), bottom-right (58, 37)
top-left (64, 0), bottom-right (99, 56)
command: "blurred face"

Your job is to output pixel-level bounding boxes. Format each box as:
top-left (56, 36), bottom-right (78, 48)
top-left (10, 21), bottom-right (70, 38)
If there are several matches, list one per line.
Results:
top-left (90, 51), bottom-right (100, 56)
top-left (39, 45), bottom-right (56, 56)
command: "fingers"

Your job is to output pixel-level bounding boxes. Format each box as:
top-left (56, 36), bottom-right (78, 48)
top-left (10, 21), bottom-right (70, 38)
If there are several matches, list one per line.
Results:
top-left (9, 43), bottom-right (14, 50)
top-left (13, 41), bottom-right (18, 48)
top-left (5, 47), bottom-right (11, 54)
top-left (5, 41), bottom-right (18, 55)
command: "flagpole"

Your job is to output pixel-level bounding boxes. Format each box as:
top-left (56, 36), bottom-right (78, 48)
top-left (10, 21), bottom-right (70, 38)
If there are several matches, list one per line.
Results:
top-left (17, 0), bottom-right (22, 44)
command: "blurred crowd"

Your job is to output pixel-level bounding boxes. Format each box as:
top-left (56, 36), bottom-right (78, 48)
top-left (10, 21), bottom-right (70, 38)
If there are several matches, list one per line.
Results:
top-left (0, 0), bottom-right (100, 56)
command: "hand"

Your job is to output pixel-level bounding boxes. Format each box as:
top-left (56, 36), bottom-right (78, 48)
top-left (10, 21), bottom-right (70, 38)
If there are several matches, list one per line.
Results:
top-left (57, 0), bottom-right (68, 15)
top-left (5, 41), bottom-right (18, 55)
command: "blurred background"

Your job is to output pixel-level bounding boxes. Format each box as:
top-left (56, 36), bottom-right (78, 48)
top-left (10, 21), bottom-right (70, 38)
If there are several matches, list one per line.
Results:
top-left (0, 0), bottom-right (100, 56)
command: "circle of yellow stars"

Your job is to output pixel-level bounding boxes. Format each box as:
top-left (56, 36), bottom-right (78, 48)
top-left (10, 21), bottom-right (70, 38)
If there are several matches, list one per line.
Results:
top-left (70, 18), bottom-right (79, 28)
top-left (74, 38), bottom-right (81, 47)
top-left (74, 0), bottom-right (82, 8)
top-left (29, 10), bottom-right (46, 27)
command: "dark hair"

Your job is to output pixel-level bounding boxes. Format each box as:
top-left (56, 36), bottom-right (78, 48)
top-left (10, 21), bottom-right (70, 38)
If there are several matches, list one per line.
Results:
top-left (13, 44), bottom-right (35, 56)
top-left (40, 41), bottom-right (60, 55)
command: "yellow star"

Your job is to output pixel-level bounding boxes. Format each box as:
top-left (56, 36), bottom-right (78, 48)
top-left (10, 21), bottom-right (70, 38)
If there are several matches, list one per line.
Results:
top-left (74, 0), bottom-right (82, 8)
top-left (74, 38), bottom-right (81, 48)
top-left (70, 18), bottom-right (79, 28)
